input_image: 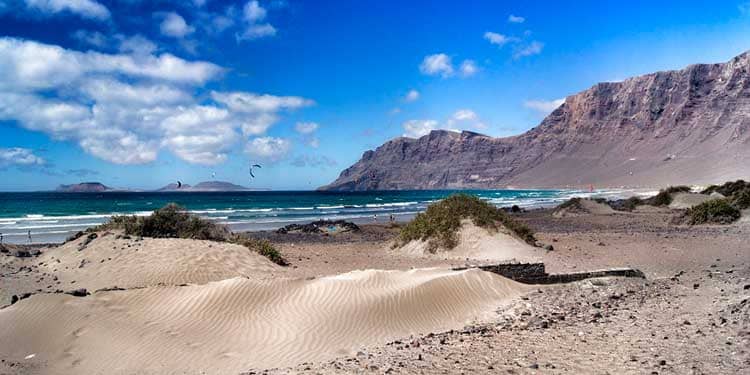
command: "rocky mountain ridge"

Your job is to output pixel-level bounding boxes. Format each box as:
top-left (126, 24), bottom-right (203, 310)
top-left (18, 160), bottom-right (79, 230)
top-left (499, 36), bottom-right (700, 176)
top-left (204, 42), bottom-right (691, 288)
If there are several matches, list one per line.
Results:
top-left (321, 51), bottom-right (750, 190)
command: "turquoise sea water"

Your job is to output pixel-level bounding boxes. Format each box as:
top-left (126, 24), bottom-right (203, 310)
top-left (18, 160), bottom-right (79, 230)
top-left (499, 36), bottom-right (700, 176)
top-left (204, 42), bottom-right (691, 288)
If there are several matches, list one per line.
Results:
top-left (0, 189), bottom-right (618, 244)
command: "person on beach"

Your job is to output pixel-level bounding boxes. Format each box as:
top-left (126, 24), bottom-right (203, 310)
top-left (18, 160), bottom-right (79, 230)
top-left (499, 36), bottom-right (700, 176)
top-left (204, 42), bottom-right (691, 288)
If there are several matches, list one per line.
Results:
top-left (389, 214), bottom-right (395, 223)
top-left (373, 214), bottom-right (378, 222)
top-left (27, 230), bottom-right (32, 244)
top-left (0, 232), bottom-right (3, 244)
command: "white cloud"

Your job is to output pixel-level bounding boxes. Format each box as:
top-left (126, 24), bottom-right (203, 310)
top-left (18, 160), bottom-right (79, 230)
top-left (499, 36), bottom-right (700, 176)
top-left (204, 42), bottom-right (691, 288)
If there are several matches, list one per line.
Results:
top-left (71, 30), bottom-right (108, 48)
top-left (295, 122), bottom-right (319, 134)
top-left (514, 41), bottom-right (544, 59)
top-left (237, 0), bottom-right (277, 41)
top-left (484, 31), bottom-right (512, 46)
top-left (238, 23), bottom-right (277, 40)
top-left (0, 37), bottom-right (312, 166)
top-left (246, 137), bottom-right (291, 162)
top-left (404, 109), bottom-right (487, 138)
top-left (117, 35), bottom-right (158, 56)
top-left (24, 0), bottom-right (110, 20)
top-left (306, 137), bottom-right (320, 148)
top-left (291, 154), bottom-right (336, 168)
top-left (160, 12), bottom-right (195, 38)
top-left (0, 38), bottom-right (222, 88)
top-left (419, 53), bottom-right (454, 77)
top-left (243, 0), bottom-right (266, 22)
top-left (0, 147), bottom-right (45, 167)
top-left (403, 120), bottom-right (439, 138)
top-left (210, 91), bottom-right (313, 113)
top-left (404, 89), bottom-right (419, 102)
top-left (459, 60), bottom-right (478, 77)
top-left (508, 14), bottom-right (525, 23)
top-left (451, 109), bottom-right (478, 121)
top-left (524, 98), bottom-right (565, 114)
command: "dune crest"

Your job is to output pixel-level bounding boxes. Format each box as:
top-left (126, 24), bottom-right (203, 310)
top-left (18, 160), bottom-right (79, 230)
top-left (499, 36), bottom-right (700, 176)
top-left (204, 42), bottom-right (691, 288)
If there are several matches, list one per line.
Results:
top-left (396, 220), bottom-right (540, 263)
top-left (0, 268), bottom-right (526, 374)
top-left (36, 233), bottom-right (280, 291)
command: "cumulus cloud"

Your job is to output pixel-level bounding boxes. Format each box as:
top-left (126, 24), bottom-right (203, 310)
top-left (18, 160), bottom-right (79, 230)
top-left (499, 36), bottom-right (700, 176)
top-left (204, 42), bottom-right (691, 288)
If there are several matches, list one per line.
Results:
top-left (246, 137), bottom-right (291, 162)
top-left (459, 60), bottom-right (478, 77)
top-left (237, 0), bottom-right (277, 41)
top-left (403, 109), bottom-right (486, 138)
top-left (419, 53), bottom-right (453, 77)
top-left (404, 89), bottom-right (419, 102)
top-left (484, 32), bottom-right (513, 46)
top-left (24, 0), bottom-right (110, 20)
top-left (508, 14), bottom-right (525, 23)
top-left (0, 147), bottom-right (45, 167)
top-left (524, 98), bottom-right (565, 114)
top-left (403, 119), bottom-right (440, 138)
top-left (160, 12), bottom-right (195, 38)
top-left (294, 122), bottom-right (319, 134)
top-left (291, 154), bottom-right (337, 168)
top-left (71, 29), bottom-right (108, 48)
top-left (0, 37), bottom-right (312, 166)
top-left (514, 41), bottom-right (544, 59)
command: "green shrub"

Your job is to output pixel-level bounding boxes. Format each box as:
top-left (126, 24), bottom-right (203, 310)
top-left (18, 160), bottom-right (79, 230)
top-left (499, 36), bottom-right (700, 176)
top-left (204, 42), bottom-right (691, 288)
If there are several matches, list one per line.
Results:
top-left (686, 199), bottom-right (741, 225)
top-left (98, 203), bottom-right (287, 265)
top-left (730, 188), bottom-right (750, 210)
top-left (397, 194), bottom-right (536, 251)
top-left (622, 196), bottom-right (643, 211)
top-left (232, 237), bottom-right (288, 266)
top-left (664, 185), bottom-right (691, 194)
top-left (700, 180), bottom-right (749, 196)
top-left (102, 204), bottom-right (228, 240)
top-left (556, 197), bottom-right (582, 210)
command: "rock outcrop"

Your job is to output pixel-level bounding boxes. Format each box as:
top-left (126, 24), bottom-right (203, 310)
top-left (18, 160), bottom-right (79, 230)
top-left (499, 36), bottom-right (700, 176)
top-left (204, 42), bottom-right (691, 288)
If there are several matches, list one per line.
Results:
top-left (322, 51), bottom-right (750, 190)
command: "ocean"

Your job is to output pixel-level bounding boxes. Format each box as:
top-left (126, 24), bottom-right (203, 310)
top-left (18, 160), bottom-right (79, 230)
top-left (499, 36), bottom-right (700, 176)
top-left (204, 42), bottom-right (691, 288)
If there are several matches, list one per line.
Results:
top-left (0, 189), bottom-right (620, 244)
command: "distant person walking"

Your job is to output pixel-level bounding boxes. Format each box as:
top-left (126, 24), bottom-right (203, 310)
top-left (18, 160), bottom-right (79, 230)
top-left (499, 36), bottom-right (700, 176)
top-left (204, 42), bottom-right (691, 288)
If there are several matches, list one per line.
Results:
top-left (27, 230), bottom-right (32, 244)
top-left (0, 232), bottom-right (3, 244)
top-left (389, 214), bottom-right (395, 223)
top-left (373, 214), bottom-right (378, 222)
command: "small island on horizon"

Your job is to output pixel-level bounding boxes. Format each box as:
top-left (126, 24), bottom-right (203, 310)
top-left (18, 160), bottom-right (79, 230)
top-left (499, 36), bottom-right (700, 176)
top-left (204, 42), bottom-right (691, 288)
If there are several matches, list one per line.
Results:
top-left (54, 181), bottom-right (269, 193)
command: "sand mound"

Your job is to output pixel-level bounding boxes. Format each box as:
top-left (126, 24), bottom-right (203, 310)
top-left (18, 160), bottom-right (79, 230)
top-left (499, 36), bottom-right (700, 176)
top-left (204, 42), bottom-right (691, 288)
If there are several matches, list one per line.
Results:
top-left (0, 268), bottom-right (525, 374)
top-left (35, 232), bottom-right (280, 291)
top-left (397, 220), bottom-right (540, 263)
top-left (668, 192), bottom-right (720, 209)
top-left (553, 199), bottom-right (616, 218)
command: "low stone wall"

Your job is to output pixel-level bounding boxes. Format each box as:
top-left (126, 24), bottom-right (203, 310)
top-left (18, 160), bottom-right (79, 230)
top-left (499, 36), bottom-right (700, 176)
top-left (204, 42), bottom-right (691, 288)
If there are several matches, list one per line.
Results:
top-left (453, 263), bottom-right (646, 284)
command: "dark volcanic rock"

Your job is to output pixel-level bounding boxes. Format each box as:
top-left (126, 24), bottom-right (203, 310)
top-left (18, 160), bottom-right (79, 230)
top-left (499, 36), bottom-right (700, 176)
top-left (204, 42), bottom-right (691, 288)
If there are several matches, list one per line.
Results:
top-left (276, 220), bottom-right (360, 234)
top-left (321, 51), bottom-right (750, 190)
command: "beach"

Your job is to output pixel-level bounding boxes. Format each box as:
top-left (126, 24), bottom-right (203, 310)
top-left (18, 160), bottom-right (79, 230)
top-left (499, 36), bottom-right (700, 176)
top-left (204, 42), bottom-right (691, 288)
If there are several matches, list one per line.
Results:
top-left (1, 200), bottom-right (748, 374)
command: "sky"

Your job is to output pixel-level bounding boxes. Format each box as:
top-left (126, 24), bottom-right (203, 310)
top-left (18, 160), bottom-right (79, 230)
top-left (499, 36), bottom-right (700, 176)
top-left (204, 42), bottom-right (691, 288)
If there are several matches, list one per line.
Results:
top-left (0, 0), bottom-right (749, 191)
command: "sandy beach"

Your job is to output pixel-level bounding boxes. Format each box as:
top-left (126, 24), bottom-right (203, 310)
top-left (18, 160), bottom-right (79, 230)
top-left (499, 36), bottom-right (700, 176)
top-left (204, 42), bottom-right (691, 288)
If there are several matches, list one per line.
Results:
top-left (1, 201), bottom-right (748, 374)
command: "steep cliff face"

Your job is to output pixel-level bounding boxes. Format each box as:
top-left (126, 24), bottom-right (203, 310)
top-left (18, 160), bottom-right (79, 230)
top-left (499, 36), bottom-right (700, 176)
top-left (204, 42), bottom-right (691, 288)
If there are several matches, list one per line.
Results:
top-left (322, 52), bottom-right (750, 190)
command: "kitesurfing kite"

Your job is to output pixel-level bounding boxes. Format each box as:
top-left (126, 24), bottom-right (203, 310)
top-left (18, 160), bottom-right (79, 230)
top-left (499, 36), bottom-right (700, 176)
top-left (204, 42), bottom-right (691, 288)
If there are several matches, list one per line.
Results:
top-left (249, 163), bottom-right (262, 178)
top-left (177, 181), bottom-right (182, 188)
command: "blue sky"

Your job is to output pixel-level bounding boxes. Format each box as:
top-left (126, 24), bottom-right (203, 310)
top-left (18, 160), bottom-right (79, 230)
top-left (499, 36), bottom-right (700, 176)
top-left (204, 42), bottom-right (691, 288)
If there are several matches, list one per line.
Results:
top-left (1, 0), bottom-right (749, 191)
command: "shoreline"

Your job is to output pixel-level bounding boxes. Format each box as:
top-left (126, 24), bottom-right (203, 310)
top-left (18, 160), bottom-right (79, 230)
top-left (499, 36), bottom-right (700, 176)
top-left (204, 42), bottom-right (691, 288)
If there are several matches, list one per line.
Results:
top-left (2, 202), bottom-right (748, 373)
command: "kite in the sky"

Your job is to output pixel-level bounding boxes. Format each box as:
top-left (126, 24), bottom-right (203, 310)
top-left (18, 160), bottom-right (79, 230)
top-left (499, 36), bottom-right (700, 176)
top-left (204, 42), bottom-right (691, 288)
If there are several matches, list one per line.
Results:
top-left (249, 164), bottom-right (262, 178)
top-left (177, 181), bottom-right (182, 188)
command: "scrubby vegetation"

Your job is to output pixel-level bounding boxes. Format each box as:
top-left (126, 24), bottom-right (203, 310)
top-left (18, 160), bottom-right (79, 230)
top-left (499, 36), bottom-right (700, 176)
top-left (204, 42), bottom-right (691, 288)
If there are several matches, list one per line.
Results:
top-left (701, 180), bottom-right (749, 196)
top-left (648, 186), bottom-right (691, 206)
top-left (95, 203), bottom-right (288, 265)
top-left (685, 199), bottom-right (741, 225)
top-left (100, 204), bottom-right (228, 240)
top-left (397, 194), bottom-right (536, 252)
top-left (232, 237), bottom-right (288, 266)
top-left (730, 188), bottom-right (750, 210)
top-left (556, 197), bottom-right (583, 210)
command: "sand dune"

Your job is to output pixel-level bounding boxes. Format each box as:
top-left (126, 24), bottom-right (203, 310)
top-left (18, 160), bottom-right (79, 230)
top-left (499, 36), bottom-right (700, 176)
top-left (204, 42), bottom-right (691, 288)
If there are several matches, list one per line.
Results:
top-left (668, 192), bottom-right (719, 209)
top-left (0, 267), bottom-right (526, 374)
top-left (35, 233), bottom-right (281, 291)
top-left (396, 221), bottom-right (541, 263)
top-left (552, 199), bottom-right (616, 218)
